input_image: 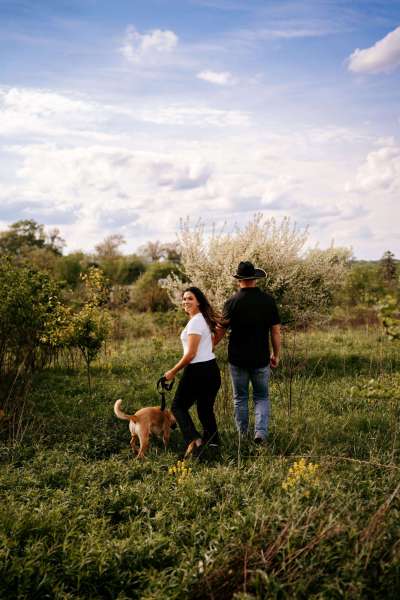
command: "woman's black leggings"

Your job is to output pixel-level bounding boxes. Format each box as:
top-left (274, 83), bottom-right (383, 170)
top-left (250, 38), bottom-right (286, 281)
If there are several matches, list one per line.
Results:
top-left (172, 359), bottom-right (221, 446)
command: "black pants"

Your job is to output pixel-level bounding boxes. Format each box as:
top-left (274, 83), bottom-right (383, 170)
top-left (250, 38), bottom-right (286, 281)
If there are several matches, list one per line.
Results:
top-left (172, 359), bottom-right (221, 446)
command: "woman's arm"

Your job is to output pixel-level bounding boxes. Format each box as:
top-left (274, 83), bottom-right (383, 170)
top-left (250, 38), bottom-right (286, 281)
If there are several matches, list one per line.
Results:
top-left (164, 334), bottom-right (201, 380)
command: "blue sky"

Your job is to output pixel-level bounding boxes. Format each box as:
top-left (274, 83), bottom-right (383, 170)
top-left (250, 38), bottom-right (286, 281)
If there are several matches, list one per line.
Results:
top-left (1, 0), bottom-right (399, 258)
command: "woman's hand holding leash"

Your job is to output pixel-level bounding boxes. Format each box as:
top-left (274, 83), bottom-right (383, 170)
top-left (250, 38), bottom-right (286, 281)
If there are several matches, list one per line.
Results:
top-left (164, 370), bottom-right (175, 381)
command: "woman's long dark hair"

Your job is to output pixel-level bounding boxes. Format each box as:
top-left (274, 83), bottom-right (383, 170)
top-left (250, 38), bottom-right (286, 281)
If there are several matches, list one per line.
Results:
top-left (183, 287), bottom-right (220, 333)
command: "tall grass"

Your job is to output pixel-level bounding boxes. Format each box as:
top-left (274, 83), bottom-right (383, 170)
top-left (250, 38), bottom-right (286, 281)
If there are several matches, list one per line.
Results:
top-left (1, 321), bottom-right (399, 599)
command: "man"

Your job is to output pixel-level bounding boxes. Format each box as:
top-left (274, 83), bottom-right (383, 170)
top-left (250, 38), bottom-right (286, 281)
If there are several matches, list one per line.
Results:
top-left (214, 261), bottom-right (281, 443)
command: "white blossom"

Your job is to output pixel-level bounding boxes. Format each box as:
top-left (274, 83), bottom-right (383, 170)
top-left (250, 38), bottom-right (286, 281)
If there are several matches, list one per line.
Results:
top-left (161, 214), bottom-right (351, 326)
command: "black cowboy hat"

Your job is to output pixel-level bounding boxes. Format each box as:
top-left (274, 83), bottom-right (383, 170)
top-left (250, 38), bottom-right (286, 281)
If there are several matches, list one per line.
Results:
top-left (233, 261), bottom-right (266, 280)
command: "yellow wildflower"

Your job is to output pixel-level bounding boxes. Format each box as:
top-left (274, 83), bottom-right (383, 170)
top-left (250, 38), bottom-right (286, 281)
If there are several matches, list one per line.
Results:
top-left (169, 460), bottom-right (193, 483)
top-left (282, 459), bottom-right (320, 496)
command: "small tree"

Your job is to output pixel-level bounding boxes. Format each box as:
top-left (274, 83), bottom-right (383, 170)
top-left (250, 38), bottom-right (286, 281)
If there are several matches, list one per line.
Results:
top-left (161, 242), bottom-right (181, 263)
top-left (376, 291), bottom-right (400, 341)
top-left (380, 251), bottom-right (397, 287)
top-left (95, 234), bottom-right (126, 260)
top-left (68, 268), bottom-right (110, 394)
top-left (69, 306), bottom-right (109, 394)
top-left (138, 240), bottom-right (165, 262)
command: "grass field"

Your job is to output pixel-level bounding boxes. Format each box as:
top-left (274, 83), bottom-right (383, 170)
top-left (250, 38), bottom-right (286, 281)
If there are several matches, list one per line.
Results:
top-left (1, 319), bottom-right (399, 599)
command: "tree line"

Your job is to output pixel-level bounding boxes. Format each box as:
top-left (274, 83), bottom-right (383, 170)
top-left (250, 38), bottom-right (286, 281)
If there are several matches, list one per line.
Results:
top-left (1, 218), bottom-right (398, 315)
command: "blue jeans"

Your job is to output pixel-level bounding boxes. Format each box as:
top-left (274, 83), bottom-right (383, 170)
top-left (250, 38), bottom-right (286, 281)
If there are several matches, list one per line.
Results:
top-left (229, 364), bottom-right (270, 439)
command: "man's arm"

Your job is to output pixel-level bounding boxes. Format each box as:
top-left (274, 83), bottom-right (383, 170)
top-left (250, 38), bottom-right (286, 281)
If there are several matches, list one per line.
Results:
top-left (270, 324), bottom-right (281, 368)
top-left (213, 299), bottom-right (231, 349)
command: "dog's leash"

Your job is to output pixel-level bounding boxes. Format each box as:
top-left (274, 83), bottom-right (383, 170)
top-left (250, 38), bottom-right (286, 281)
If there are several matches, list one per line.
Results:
top-left (157, 376), bottom-right (174, 411)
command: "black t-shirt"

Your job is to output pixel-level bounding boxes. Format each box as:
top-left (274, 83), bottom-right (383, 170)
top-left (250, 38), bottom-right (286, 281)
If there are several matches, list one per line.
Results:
top-left (223, 288), bottom-right (280, 368)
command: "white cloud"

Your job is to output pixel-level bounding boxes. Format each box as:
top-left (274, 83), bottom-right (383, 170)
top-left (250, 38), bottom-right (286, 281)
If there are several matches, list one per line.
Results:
top-left (150, 160), bottom-right (213, 190)
top-left (348, 26), bottom-right (400, 74)
top-left (0, 87), bottom-right (250, 140)
top-left (197, 70), bottom-right (236, 85)
top-left (233, 23), bottom-right (345, 46)
top-left (136, 104), bottom-right (250, 126)
top-left (10, 144), bottom-right (215, 226)
top-left (120, 25), bottom-right (178, 64)
top-left (346, 145), bottom-right (400, 193)
top-left (258, 28), bottom-right (333, 39)
top-left (1, 87), bottom-right (90, 116)
top-left (0, 87), bottom-right (124, 142)
top-left (305, 126), bottom-right (369, 145)
top-left (1, 85), bottom-right (398, 258)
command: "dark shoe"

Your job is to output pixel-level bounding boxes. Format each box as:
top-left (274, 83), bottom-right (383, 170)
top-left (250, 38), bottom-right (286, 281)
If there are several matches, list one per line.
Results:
top-left (200, 443), bottom-right (221, 464)
top-left (207, 442), bottom-right (221, 456)
top-left (191, 444), bottom-right (203, 458)
top-left (254, 436), bottom-right (266, 446)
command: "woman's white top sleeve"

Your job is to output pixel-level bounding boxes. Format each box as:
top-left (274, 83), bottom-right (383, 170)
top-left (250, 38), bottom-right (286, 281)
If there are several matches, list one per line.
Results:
top-left (180, 313), bottom-right (215, 363)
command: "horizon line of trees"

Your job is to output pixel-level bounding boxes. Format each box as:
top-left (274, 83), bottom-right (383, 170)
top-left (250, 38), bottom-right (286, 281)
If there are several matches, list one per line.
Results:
top-left (0, 218), bottom-right (399, 315)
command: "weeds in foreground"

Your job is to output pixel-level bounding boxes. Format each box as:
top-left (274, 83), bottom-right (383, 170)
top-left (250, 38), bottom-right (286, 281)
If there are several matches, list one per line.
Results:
top-left (0, 326), bottom-right (399, 599)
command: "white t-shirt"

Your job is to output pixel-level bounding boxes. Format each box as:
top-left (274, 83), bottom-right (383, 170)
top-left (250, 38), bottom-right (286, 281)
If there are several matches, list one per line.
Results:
top-left (180, 312), bottom-right (215, 364)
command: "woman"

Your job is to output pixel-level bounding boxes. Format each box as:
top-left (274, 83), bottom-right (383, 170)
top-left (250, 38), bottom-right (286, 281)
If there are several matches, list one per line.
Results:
top-left (164, 287), bottom-right (221, 457)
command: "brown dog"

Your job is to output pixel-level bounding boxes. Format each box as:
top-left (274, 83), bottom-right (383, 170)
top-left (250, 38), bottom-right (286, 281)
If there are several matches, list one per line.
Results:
top-left (114, 399), bottom-right (176, 458)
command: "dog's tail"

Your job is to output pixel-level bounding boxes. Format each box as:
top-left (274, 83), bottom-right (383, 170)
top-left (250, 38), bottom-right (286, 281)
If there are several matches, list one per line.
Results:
top-left (113, 399), bottom-right (133, 421)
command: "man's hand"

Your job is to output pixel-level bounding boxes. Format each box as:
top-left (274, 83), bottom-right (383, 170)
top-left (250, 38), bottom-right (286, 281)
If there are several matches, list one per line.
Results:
top-left (270, 354), bottom-right (279, 368)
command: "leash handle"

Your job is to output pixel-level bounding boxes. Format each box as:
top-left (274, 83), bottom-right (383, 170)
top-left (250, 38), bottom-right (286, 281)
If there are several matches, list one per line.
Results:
top-left (157, 376), bottom-right (174, 392)
top-left (157, 376), bottom-right (174, 411)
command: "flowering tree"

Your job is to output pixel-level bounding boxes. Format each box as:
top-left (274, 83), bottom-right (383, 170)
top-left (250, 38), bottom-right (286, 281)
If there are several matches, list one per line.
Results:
top-left (162, 214), bottom-right (351, 326)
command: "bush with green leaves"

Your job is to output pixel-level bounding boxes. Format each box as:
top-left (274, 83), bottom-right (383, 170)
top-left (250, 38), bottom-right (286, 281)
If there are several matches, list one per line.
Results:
top-left (0, 257), bottom-right (67, 376)
top-left (0, 260), bottom-right (111, 419)
top-left (132, 261), bottom-right (182, 312)
top-left (377, 294), bottom-right (400, 341)
top-left (0, 256), bottom-right (70, 433)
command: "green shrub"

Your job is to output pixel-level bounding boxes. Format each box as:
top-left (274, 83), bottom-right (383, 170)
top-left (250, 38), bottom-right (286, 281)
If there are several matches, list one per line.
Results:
top-left (131, 262), bottom-right (182, 312)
